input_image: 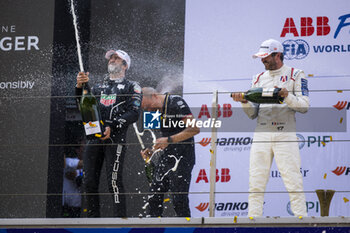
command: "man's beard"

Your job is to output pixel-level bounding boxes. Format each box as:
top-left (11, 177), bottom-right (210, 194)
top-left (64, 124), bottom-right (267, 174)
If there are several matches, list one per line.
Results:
top-left (263, 60), bottom-right (277, 70)
top-left (108, 63), bottom-right (122, 74)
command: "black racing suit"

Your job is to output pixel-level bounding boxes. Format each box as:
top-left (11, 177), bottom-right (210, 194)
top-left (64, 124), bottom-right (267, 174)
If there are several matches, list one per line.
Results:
top-left (76, 76), bottom-right (142, 217)
top-left (148, 94), bottom-right (195, 217)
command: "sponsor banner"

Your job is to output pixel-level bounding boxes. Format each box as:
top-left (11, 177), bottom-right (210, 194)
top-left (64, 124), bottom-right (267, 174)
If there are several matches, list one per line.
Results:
top-left (263, 194), bottom-right (321, 217)
top-left (185, 0), bottom-right (350, 217)
top-left (184, 0), bottom-right (350, 83)
top-left (0, 81), bottom-right (35, 90)
top-left (190, 193), bottom-right (249, 217)
top-left (264, 192), bottom-right (348, 217)
top-left (0, 0), bottom-right (55, 218)
top-left (191, 130), bottom-right (350, 215)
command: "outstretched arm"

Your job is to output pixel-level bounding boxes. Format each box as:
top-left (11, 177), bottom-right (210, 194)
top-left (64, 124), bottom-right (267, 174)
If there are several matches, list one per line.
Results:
top-left (153, 115), bottom-right (200, 150)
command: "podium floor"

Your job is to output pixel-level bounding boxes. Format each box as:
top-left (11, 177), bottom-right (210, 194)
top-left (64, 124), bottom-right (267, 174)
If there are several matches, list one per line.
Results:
top-left (1, 217), bottom-right (350, 232)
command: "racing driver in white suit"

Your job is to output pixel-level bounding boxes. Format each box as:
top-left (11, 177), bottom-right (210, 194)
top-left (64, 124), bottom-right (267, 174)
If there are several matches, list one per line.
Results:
top-left (232, 39), bottom-right (309, 217)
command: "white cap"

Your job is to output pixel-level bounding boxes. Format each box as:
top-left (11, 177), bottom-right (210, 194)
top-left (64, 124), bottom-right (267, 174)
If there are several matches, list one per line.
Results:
top-left (105, 49), bottom-right (131, 69)
top-left (252, 39), bottom-right (284, 59)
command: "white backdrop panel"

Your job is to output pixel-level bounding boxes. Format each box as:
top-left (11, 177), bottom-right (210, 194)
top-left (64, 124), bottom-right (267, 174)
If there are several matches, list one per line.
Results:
top-left (184, 0), bottom-right (350, 217)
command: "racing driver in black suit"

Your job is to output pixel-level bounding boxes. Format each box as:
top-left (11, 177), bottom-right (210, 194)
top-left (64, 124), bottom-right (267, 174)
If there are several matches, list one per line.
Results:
top-left (75, 49), bottom-right (142, 217)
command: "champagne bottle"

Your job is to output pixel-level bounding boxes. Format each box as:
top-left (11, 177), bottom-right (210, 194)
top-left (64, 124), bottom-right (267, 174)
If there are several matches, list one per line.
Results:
top-left (144, 149), bottom-right (163, 185)
top-left (79, 83), bottom-right (105, 138)
top-left (145, 161), bottom-right (154, 185)
top-left (231, 87), bottom-right (284, 104)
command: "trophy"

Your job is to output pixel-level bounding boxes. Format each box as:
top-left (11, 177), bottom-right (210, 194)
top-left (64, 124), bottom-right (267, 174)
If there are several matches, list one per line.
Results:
top-left (315, 189), bottom-right (335, 216)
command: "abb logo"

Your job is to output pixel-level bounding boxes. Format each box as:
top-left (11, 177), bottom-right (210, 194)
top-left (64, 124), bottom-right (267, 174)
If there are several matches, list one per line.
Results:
top-left (332, 166), bottom-right (350, 176)
top-left (195, 168), bottom-right (231, 183)
top-left (333, 101), bottom-right (349, 110)
top-left (198, 104), bottom-right (232, 119)
top-left (281, 14), bottom-right (350, 39)
top-left (281, 17), bottom-right (330, 37)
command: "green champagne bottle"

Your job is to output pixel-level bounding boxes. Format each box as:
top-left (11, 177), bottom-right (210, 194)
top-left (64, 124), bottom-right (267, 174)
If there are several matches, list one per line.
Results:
top-left (79, 83), bottom-right (105, 138)
top-left (144, 150), bottom-right (162, 185)
top-left (145, 161), bottom-right (154, 185)
top-left (231, 87), bottom-right (284, 104)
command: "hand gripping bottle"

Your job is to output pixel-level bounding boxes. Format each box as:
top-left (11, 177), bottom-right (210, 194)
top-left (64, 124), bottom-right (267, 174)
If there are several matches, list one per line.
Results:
top-left (79, 83), bottom-right (105, 138)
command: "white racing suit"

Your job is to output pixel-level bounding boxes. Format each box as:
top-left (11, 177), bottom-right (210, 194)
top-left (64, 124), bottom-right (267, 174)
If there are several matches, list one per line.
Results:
top-left (242, 64), bottom-right (309, 217)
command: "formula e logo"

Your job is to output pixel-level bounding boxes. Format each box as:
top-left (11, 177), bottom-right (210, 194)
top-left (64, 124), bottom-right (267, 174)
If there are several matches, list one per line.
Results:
top-left (333, 101), bottom-right (349, 111)
top-left (283, 39), bottom-right (310, 60)
top-left (332, 166), bottom-right (350, 176)
top-left (196, 203), bottom-right (209, 212)
top-left (143, 110), bottom-right (161, 129)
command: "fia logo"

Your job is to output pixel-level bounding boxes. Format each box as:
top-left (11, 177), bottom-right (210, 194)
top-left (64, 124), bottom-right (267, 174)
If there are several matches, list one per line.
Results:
top-left (282, 39), bottom-right (310, 60)
top-left (143, 110), bottom-right (161, 129)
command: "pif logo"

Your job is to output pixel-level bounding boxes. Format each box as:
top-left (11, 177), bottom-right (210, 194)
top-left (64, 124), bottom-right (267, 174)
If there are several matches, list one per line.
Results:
top-left (282, 39), bottom-right (310, 60)
top-left (333, 101), bottom-right (349, 111)
top-left (332, 166), bottom-right (350, 176)
top-left (287, 201), bottom-right (319, 216)
top-left (297, 134), bottom-right (332, 148)
top-left (143, 110), bottom-right (161, 129)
